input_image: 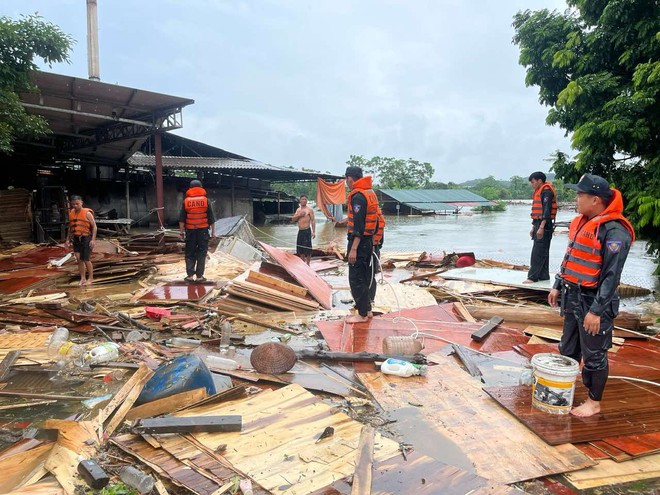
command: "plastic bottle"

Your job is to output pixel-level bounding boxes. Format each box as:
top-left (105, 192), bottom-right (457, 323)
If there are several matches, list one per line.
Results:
top-left (48, 327), bottom-right (70, 357)
top-left (84, 342), bottom-right (120, 365)
top-left (167, 337), bottom-right (201, 347)
top-left (119, 466), bottom-right (154, 493)
top-left (205, 355), bottom-right (241, 370)
top-left (220, 321), bottom-right (232, 352)
top-left (380, 358), bottom-right (427, 377)
top-left (239, 479), bottom-right (254, 495)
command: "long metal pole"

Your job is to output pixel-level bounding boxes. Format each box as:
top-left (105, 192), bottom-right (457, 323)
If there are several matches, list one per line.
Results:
top-left (154, 132), bottom-right (164, 228)
top-left (86, 0), bottom-right (100, 81)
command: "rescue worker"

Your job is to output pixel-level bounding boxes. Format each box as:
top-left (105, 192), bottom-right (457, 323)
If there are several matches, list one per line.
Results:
top-left (67, 195), bottom-right (97, 286)
top-left (369, 206), bottom-right (385, 304)
top-left (342, 166), bottom-right (379, 323)
top-left (179, 180), bottom-right (216, 283)
top-left (524, 171), bottom-right (557, 283)
top-left (548, 174), bottom-right (634, 417)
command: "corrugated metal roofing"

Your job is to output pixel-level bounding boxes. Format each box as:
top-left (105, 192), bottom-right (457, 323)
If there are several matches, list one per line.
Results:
top-left (378, 189), bottom-right (492, 204)
top-left (128, 153), bottom-right (340, 182)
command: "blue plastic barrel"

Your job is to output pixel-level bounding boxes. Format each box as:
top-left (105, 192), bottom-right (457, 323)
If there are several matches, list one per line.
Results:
top-left (135, 354), bottom-right (216, 406)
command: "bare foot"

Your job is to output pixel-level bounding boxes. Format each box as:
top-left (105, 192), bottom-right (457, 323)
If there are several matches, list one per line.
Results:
top-left (522, 279), bottom-right (535, 284)
top-left (346, 315), bottom-right (371, 323)
top-left (367, 311), bottom-right (374, 318)
top-left (79, 279), bottom-right (87, 286)
top-left (83, 279), bottom-right (93, 286)
top-left (570, 398), bottom-right (601, 417)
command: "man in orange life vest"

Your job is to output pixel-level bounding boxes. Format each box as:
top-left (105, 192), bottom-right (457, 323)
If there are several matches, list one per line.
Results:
top-left (343, 166), bottom-right (379, 323)
top-left (179, 180), bottom-right (216, 283)
top-left (67, 195), bottom-right (97, 286)
top-left (524, 171), bottom-right (557, 283)
top-left (548, 174), bottom-right (634, 417)
top-left (369, 206), bottom-right (385, 304)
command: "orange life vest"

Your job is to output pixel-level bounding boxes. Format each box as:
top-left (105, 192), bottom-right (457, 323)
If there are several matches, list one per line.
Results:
top-left (531, 182), bottom-right (558, 220)
top-left (560, 189), bottom-right (635, 287)
top-left (373, 207), bottom-right (385, 245)
top-left (347, 176), bottom-right (379, 237)
top-left (184, 187), bottom-right (209, 229)
top-left (69, 208), bottom-right (93, 236)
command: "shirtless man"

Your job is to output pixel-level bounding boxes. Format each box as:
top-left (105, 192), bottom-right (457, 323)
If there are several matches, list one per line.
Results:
top-left (291, 195), bottom-right (316, 265)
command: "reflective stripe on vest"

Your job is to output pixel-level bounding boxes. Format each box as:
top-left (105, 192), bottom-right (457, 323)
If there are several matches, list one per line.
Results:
top-left (184, 195), bottom-right (209, 229)
top-left (373, 209), bottom-right (385, 244)
top-left (531, 182), bottom-right (558, 220)
top-left (347, 188), bottom-right (379, 237)
top-left (69, 208), bottom-right (93, 236)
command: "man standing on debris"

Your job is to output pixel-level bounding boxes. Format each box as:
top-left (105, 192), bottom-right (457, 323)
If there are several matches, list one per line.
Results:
top-left (548, 174), bottom-right (634, 417)
top-left (179, 180), bottom-right (216, 283)
top-left (291, 194), bottom-right (315, 265)
top-left (524, 171), bottom-right (557, 283)
top-left (340, 166), bottom-right (379, 323)
top-left (67, 195), bottom-right (97, 286)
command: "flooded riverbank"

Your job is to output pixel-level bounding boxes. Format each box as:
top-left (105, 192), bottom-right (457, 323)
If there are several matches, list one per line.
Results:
top-left (252, 204), bottom-right (659, 293)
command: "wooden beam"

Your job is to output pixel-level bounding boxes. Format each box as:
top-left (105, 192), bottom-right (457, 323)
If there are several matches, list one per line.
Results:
top-left (470, 316), bottom-right (504, 342)
top-left (451, 345), bottom-right (482, 378)
top-left (125, 388), bottom-right (208, 420)
top-left (351, 426), bottom-right (375, 495)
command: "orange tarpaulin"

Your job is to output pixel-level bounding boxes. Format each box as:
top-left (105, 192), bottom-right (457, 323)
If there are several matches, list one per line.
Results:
top-left (316, 178), bottom-right (346, 220)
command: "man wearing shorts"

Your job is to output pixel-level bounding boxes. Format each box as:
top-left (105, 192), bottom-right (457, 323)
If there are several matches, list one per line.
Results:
top-left (67, 195), bottom-right (97, 286)
top-left (291, 195), bottom-right (315, 265)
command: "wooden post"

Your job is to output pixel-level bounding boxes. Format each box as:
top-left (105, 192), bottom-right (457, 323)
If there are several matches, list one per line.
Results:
top-left (154, 132), bottom-right (164, 229)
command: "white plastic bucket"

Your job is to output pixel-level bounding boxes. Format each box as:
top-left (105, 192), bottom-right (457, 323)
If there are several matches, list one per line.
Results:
top-left (531, 353), bottom-right (580, 415)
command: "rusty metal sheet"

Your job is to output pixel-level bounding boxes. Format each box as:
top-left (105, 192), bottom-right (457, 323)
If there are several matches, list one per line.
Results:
top-left (259, 242), bottom-right (332, 309)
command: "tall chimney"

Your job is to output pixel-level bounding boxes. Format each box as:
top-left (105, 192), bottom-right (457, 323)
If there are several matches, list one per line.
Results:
top-left (86, 0), bottom-right (100, 80)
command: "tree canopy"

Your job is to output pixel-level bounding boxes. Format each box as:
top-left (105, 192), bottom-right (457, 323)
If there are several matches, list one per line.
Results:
top-left (0, 14), bottom-right (73, 153)
top-left (513, 0), bottom-right (660, 270)
top-left (346, 155), bottom-right (434, 189)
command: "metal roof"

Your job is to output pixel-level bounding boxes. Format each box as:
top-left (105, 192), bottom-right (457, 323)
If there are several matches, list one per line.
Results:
top-left (17, 71), bottom-right (194, 163)
top-left (378, 189), bottom-right (492, 204)
top-left (128, 153), bottom-right (341, 182)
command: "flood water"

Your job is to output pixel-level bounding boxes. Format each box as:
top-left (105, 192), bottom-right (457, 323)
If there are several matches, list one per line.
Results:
top-left (252, 203), bottom-right (659, 294)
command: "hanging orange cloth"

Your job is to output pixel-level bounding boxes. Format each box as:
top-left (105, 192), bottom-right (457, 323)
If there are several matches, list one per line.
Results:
top-left (316, 178), bottom-right (347, 220)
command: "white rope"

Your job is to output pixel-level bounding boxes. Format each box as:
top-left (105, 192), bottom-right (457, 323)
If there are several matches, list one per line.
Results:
top-left (609, 376), bottom-right (660, 387)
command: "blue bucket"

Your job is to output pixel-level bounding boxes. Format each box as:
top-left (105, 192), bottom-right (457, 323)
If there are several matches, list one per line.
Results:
top-left (135, 354), bottom-right (216, 406)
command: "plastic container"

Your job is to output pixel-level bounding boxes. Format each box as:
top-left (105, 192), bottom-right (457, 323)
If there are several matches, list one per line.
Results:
top-left (531, 353), bottom-right (580, 415)
top-left (167, 337), bottom-right (201, 347)
top-left (119, 465), bottom-right (154, 493)
top-left (380, 358), bottom-right (427, 377)
top-left (382, 336), bottom-right (424, 355)
top-left (84, 342), bottom-right (120, 365)
top-left (220, 321), bottom-right (232, 352)
top-left (239, 478), bottom-right (254, 495)
top-left (48, 327), bottom-right (70, 357)
top-left (206, 355), bottom-right (241, 370)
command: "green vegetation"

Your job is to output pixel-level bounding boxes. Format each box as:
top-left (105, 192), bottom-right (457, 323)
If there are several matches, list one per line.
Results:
top-left (513, 0), bottom-right (660, 272)
top-left (0, 14), bottom-right (73, 154)
top-left (346, 155), bottom-right (434, 189)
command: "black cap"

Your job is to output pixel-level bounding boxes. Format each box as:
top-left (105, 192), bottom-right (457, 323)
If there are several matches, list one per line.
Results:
top-left (345, 166), bottom-right (363, 179)
top-left (190, 179), bottom-right (203, 188)
top-left (566, 173), bottom-right (612, 200)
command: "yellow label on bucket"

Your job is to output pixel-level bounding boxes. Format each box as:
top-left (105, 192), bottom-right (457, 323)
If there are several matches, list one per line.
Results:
top-left (536, 376), bottom-right (574, 389)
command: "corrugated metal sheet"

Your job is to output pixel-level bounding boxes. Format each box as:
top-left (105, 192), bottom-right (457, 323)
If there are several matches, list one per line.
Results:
top-left (378, 189), bottom-right (492, 204)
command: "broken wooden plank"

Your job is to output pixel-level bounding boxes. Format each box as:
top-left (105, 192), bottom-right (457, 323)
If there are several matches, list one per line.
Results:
top-left (453, 301), bottom-right (476, 322)
top-left (451, 344), bottom-right (482, 379)
top-left (133, 416), bottom-right (242, 434)
top-left (0, 350), bottom-right (21, 380)
top-left (351, 426), bottom-right (375, 495)
top-left (471, 316), bottom-right (504, 342)
top-left (125, 388), bottom-right (208, 421)
top-left (246, 269), bottom-right (308, 297)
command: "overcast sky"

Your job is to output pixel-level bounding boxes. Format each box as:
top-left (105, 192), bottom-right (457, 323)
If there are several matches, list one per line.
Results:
top-left (4, 0), bottom-right (571, 182)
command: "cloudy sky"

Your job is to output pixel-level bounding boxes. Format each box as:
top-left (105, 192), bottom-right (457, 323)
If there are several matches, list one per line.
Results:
top-left (3, 0), bottom-right (571, 182)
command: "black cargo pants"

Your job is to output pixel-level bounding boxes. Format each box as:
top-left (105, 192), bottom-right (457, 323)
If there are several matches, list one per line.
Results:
top-left (348, 235), bottom-right (374, 317)
top-left (185, 228), bottom-right (210, 277)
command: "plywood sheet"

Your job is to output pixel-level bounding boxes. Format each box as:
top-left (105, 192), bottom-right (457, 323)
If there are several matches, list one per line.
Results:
top-left (563, 451), bottom-right (660, 489)
top-left (140, 283), bottom-right (215, 302)
top-left (601, 432), bottom-right (660, 457)
top-left (483, 381), bottom-right (660, 445)
top-left (174, 384), bottom-right (401, 494)
top-left (357, 353), bottom-right (594, 484)
top-left (441, 267), bottom-right (553, 290)
top-left (372, 283), bottom-right (437, 312)
top-left (316, 304), bottom-right (530, 355)
top-left (260, 242), bottom-right (333, 309)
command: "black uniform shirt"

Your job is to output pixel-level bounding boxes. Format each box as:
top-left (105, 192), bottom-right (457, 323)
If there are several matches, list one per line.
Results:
top-left (349, 191), bottom-right (368, 239)
top-left (540, 188), bottom-right (554, 224)
top-left (554, 219), bottom-right (632, 316)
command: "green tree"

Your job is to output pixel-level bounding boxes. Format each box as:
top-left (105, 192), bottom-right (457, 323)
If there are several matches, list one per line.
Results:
top-left (513, 1), bottom-right (660, 271)
top-left (509, 175), bottom-right (533, 199)
top-left (346, 155), bottom-right (435, 189)
top-left (470, 176), bottom-right (510, 200)
top-left (0, 14), bottom-right (73, 154)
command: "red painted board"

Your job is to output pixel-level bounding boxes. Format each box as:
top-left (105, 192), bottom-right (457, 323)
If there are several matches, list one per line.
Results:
top-left (0, 277), bottom-right (50, 294)
top-left (484, 381), bottom-right (660, 445)
top-left (259, 242), bottom-right (332, 309)
top-left (574, 443), bottom-right (610, 461)
top-left (514, 343), bottom-right (660, 381)
top-left (140, 283), bottom-right (215, 302)
top-left (601, 432), bottom-right (660, 457)
top-left (316, 304), bottom-right (530, 354)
